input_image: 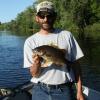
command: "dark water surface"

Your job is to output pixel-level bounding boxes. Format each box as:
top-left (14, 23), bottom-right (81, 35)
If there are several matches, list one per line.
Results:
top-left (0, 31), bottom-right (100, 92)
top-left (78, 39), bottom-right (100, 92)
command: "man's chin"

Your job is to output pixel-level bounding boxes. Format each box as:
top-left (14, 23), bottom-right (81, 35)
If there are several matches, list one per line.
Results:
top-left (42, 26), bottom-right (52, 31)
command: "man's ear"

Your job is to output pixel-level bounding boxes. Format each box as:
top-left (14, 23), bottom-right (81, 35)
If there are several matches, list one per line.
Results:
top-left (35, 16), bottom-right (39, 23)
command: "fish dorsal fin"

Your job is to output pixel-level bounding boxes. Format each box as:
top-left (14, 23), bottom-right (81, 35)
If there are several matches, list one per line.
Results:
top-left (60, 49), bottom-right (66, 54)
top-left (48, 44), bottom-right (66, 55)
top-left (48, 44), bottom-right (58, 49)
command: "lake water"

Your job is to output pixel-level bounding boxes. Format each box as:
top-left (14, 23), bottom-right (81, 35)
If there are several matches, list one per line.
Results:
top-left (0, 31), bottom-right (31, 88)
top-left (0, 31), bottom-right (100, 92)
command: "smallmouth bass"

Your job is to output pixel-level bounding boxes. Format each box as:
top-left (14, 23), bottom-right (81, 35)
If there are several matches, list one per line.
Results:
top-left (32, 45), bottom-right (71, 68)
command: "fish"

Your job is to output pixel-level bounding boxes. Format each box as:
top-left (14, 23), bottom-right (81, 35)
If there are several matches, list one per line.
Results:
top-left (32, 45), bottom-right (71, 68)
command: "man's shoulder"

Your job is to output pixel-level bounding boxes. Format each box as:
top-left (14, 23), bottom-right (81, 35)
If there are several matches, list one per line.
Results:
top-left (25, 33), bottom-right (38, 41)
top-left (55, 28), bottom-right (71, 33)
top-left (24, 33), bottom-right (38, 45)
top-left (56, 29), bottom-right (72, 37)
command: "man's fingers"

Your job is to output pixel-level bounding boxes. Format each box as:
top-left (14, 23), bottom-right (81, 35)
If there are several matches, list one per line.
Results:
top-left (33, 55), bottom-right (40, 64)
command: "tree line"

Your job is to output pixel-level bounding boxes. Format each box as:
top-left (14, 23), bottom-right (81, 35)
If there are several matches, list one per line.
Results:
top-left (0, 0), bottom-right (100, 39)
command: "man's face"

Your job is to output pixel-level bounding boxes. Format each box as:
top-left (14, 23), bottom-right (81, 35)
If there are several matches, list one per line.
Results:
top-left (36, 11), bottom-right (56, 30)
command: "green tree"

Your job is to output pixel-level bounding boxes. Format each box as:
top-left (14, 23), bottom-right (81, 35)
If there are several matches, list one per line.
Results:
top-left (0, 0), bottom-right (100, 38)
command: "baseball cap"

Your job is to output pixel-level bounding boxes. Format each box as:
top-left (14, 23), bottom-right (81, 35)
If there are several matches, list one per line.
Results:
top-left (36, 1), bottom-right (56, 14)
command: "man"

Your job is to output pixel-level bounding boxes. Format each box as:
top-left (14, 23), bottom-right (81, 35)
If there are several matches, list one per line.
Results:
top-left (24, 1), bottom-right (84, 100)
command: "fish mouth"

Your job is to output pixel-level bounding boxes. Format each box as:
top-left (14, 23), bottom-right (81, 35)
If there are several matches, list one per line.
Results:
top-left (32, 50), bottom-right (46, 56)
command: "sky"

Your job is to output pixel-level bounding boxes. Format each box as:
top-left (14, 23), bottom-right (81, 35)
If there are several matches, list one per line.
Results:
top-left (0, 0), bottom-right (36, 23)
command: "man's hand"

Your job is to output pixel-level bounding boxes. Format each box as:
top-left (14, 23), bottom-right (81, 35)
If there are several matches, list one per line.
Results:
top-left (77, 92), bottom-right (85, 100)
top-left (29, 54), bottom-right (41, 77)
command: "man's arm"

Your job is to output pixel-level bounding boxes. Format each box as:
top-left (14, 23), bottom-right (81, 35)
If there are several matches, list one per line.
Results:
top-left (72, 60), bottom-right (84, 100)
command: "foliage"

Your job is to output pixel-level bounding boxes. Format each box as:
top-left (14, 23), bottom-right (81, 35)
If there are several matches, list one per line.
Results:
top-left (85, 23), bottom-right (100, 39)
top-left (0, 0), bottom-right (100, 39)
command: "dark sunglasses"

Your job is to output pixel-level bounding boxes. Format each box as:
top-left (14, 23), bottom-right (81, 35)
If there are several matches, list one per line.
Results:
top-left (37, 12), bottom-right (55, 19)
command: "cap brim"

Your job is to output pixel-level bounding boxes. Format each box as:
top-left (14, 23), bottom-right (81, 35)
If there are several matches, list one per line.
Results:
top-left (37, 8), bottom-right (55, 14)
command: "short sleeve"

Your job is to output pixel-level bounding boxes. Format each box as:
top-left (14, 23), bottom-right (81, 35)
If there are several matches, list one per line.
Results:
top-left (67, 33), bottom-right (84, 62)
top-left (23, 39), bottom-right (34, 68)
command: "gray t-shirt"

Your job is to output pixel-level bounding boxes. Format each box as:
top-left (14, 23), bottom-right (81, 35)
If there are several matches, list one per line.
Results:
top-left (24, 29), bottom-right (84, 84)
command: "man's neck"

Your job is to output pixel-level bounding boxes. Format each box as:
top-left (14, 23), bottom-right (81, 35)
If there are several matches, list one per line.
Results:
top-left (38, 28), bottom-right (55, 35)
